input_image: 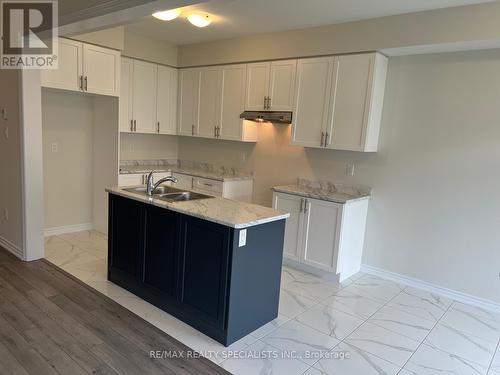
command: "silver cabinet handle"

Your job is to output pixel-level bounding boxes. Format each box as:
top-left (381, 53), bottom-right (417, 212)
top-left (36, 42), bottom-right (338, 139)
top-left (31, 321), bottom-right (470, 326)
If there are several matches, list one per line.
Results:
top-left (130, 120), bottom-right (133, 132)
top-left (84, 76), bottom-right (88, 91)
top-left (321, 132), bottom-right (325, 147)
top-left (299, 198), bottom-right (304, 213)
top-left (266, 96), bottom-right (271, 109)
top-left (157, 121), bottom-right (160, 133)
top-left (214, 125), bottom-right (217, 138)
top-left (79, 75), bottom-right (83, 90)
top-left (133, 120), bottom-right (137, 132)
top-left (304, 199), bottom-right (308, 213)
top-left (217, 126), bottom-right (220, 138)
top-left (263, 96), bottom-right (267, 109)
top-left (191, 124), bottom-right (195, 136)
top-left (324, 132), bottom-right (329, 147)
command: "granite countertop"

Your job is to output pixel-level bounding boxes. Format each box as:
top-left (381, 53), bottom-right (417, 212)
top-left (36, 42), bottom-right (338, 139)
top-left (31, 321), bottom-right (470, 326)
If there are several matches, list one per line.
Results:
top-left (107, 187), bottom-right (289, 229)
top-left (119, 160), bottom-right (253, 182)
top-left (273, 179), bottom-right (371, 204)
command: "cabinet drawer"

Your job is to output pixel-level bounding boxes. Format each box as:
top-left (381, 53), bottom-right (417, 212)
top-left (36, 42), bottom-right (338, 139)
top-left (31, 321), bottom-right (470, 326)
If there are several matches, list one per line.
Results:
top-left (192, 177), bottom-right (223, 195)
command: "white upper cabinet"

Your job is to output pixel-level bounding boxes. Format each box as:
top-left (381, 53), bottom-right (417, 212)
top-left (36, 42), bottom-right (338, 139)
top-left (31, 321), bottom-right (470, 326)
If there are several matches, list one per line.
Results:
top-left (157, 65), bottom-right (178, 135)
top-left (245, 60), bottom-right (296, 111)
top-left (41, 38), bottom-right (83, 92)
top-left (119, 57), bottom-right (133, 132)
top-left (268, 60), bottom-right (296, 111)
top-left (292, 52), bottom-right (387, 151)
top-left (198, 67), bottom-right (222, 138)
top-left (83, 43), bottom-right (120, 96)
top-left (41, 38), bottom-right (120, 97)
top-left (327, 53), bottom-right (387, 152)
top-left (132, 60), bottom-right (157, 134)
top-left (178, 68), bottom-right (200, 136)
top-left (245, 62), bottom-right (270, 111)
top-left (291, 57), bottom-right (335, 148)
top-left (219, 64), bottom-right (257, 141)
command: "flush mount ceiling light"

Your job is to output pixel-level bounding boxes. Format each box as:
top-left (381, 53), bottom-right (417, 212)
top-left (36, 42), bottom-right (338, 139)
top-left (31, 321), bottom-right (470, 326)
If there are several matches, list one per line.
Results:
top-left (152, 8), bottom-right (181, 21)
top-left (187, 13), bottom-right (212, 28)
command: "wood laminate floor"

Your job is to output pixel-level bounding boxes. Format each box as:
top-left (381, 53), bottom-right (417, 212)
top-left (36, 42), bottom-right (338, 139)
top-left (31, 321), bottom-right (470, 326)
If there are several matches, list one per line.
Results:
top-left (0, 247), bottom-right (229, 375)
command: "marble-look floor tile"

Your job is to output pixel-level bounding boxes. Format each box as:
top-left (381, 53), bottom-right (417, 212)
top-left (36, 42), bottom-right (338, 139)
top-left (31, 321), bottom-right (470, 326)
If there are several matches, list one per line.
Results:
top-left (85, 280), bottom-right (136, 299)
top-left (250, 314), bottom-right (290, 339)
top-left (424, 323), bottom-right (497, 367)
top-left (314, 342), bottom-right (401, 375)
top-left (452, 303), bottom-right (500, 325)
top-left (279, 289), bottom-right (318, 319)
top-left (321, 289), bottom-right (384, 320)
top-left (64, 259), bottom-right (107, 283)
top-left (281, 266), bottom-right (322, 285)
top-left (440, 307), bottom-right (500, 342)
top-left (404, 343), bottom-right (488, 375)
top-left (221, 340), bottom-right (310, 375)
top-left (388, 288), bottom-right (452, 323)
top-left (348, 275), bottom-right (405, 304)
top-left (344, 322), bottom-right (420, 367)
top-left (262, 320), bottom-right (340, 365)
top-left (369, 305), bottom-right (435, 342)
top-left (295, 304), bottom-right (364, 340)
top-left (282, 279), bottom-right (340, 303)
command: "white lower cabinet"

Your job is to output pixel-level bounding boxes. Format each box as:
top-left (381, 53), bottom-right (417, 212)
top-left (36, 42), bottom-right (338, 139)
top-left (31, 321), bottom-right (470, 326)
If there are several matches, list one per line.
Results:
top-left (273, 191), bottom-right (369, 281)
top-left (118, 172), bottom-right (172, 187)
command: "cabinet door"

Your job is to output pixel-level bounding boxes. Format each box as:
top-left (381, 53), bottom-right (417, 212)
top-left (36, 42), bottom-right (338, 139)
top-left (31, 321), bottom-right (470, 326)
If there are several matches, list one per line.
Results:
top-left (245, 62), bottom-right (270, 110)
top-left (157, 65), bottom-right (178, 135)
top-left (41, 38), bottom-right (82, 91)
top-left (119, 57), bottom-right (133, 132)
top-left (273, 193), bottom-right (304, 261)
top-left (172, 173), bottom-right (193, 190)
top-left (132, 60), bottom-right (157, 133)
top-left (142, 205), bottom-right (179, 300)
top-left (327, 54), bottom-right (373, 151)
top-left (291, 57), bottom-right (335, 148)
top-left (109, 196), bottom-right (143, 279)
top-left (178, 216), bottom-right (230, 329)
top-left (220, 64), bottom-right (246, 141)
top-left (269, 60), bottom-right (296, 111)
top-left (83, 43), bottom-right (120, 96)
top-left (198, 67), bottom-right (222, 138)
top-left (301, 198), bottom-right (342, 272)
top-left (178, 69), bottom-right (200, 136)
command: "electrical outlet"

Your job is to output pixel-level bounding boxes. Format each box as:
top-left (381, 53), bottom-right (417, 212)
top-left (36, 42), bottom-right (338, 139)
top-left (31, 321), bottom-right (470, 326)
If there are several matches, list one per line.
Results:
top-left (346, 164), bottom-right (355, 177)
top-left (3, 208), bottom-right (8, 221)
top-left (51, 142), bottom-right (58, 153)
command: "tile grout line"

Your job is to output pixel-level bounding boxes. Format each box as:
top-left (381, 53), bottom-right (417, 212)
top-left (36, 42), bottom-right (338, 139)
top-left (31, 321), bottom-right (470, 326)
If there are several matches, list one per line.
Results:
top-left (487, 338), bottom-right (500, 374)
top-left (394, 296), bottom-right (454, 374)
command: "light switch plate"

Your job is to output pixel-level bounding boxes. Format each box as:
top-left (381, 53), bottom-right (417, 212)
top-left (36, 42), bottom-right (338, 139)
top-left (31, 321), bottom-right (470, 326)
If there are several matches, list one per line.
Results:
top-left (238, 229), bottom-right (247, 247)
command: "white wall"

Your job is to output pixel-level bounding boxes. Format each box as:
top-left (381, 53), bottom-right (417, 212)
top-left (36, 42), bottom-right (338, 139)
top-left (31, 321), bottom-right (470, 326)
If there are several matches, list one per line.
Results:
top-left (179, 50), bottom-right (500, 304)
top-left (120, 133), bottom-right (178, 161)
top-left (123, 31), bottom-right (178, 66)
top-left (42, 91), bottom-right (94, 229)
top-left (0, 70), bottom-right (24, 255)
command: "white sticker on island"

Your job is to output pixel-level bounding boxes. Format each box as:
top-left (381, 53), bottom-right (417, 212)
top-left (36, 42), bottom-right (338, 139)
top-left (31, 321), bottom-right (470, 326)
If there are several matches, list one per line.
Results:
top-left (239, 229), bottom-right (247, 247)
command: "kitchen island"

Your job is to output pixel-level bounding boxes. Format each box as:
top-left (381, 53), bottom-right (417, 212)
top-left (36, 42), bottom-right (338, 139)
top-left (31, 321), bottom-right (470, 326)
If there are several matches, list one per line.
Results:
top-left (106, 187), bottom-right (289, 346)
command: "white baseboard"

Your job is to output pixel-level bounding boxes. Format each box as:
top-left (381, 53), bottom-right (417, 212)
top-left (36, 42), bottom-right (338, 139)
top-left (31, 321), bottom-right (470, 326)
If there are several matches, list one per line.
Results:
top-left (361, 264), bottom-right (500, 313)
top-left (0, 235), bottom-right (24, 260)
top-left (44, 223), bottom-right (93, 237)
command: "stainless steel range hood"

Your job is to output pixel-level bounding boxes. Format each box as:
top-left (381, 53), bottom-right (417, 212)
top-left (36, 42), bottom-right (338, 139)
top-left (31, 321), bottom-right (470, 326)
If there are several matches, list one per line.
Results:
top-left (240, 111), bottom-right (292, 124)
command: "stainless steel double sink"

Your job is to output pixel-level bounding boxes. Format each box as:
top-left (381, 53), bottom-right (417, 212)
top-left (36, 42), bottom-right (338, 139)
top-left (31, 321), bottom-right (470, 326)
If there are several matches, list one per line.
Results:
top-left (124, 186), bottom-right (213, 202)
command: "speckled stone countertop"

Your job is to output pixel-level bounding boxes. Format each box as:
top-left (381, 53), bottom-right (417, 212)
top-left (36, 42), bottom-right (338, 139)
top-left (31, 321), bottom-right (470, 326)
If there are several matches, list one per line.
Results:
top-left (107, 187), bottom-right (289, 229)
top-left (273, 179), bottom-right (371, 204)
top-left (119, 159), bottom-right (253, 182)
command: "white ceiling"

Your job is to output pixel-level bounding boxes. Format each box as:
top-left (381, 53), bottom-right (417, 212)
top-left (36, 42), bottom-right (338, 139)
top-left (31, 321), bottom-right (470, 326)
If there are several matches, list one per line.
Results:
top-left (125, 0), bottom-right (493, 45)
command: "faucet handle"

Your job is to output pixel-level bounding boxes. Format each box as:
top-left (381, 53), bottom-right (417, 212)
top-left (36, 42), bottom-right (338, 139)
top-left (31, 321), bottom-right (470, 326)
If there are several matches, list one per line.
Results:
top-left (147, 170), bottom-right (155, 183)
